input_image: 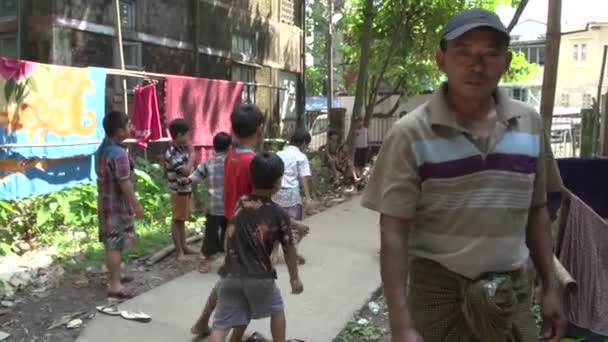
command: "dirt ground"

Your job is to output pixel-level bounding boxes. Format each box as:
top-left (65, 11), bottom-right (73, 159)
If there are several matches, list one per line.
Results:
top-left (0, 248), bottom-right (201, 342)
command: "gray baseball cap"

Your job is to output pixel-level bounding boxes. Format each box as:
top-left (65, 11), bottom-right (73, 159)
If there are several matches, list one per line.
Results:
top-left (442, 8), bottom-right (509, 41)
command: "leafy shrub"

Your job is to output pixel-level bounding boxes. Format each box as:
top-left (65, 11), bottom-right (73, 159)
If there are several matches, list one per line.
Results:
top-left (0, 157), bottom-right (205, 257)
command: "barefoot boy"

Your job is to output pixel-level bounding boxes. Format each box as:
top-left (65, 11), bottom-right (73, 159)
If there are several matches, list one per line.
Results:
top-left (165, 118), bottom-right (197, 260)
top-left (183, 132), bottom-right (232, 273)
top-left (209, 152), bottom-right (304, 342)
top-left (191, 104), bottom-right (265, 338)
top-left (96, 111), bottom-right (144, 299)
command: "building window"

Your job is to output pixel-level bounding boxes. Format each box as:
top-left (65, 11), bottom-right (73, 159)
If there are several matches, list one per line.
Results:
top-left (231, 33), bottom-right (256, 57)
top-left (280, 0), bottom-right (295, 25)
top-left (529, 47), bottom-right (538, 64)
top-left (582, 93), bottom-right (592, 109)
top-left (580, 43), bottom-right (587, 62)
top-left (512, 45), bottom-right (546, 65)
top-left (113, 41), bottom-right (143, 93)
top-left (0, 0), bottom-right (17, 17)
top-left (561, 93), bottom-right (570, 107)
top-left (119, 0), bottom-right (136, 30)
top-left (573, 43), bottom-right (587, 62)
top-left (232, 64), bottom-right (256, 103)
top-left (538, 47), bottom-right (546, 65)
top-left (0, 33), bottom-right (18, 58)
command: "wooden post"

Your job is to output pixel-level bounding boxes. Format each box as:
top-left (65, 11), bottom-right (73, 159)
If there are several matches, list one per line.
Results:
top-left (194, 0), bottom-right (201, 75)
top-left (539, 0), bottom-right (562, 133)
top-left (113, 0), bottom-right (129, 114)
top-left (591, 45), bottom-right (608, 156)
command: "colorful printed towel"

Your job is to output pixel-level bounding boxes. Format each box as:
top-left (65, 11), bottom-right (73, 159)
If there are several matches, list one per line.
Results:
top-left (0, 155), bottom-right (96, 200)
top-left (0, 58), bottom-right (107, 200)
top-left (0, 57), bottom-right (107, 159)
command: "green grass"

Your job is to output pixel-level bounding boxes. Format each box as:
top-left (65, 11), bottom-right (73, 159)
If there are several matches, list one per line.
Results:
top-left (56, 216), bottom-right (205, 272)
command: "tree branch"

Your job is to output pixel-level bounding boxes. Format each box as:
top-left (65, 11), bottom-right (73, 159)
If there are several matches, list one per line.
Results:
top-left (507, 0), bottom-right (529, 32)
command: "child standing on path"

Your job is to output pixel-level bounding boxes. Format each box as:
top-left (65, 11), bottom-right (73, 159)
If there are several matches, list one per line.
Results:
top-left (208, 152), bottom-right (304, 342)
top-left (183, 132), bottom-right (232, 273)
top-left (191, 104), bottom-right (265, 338)
top-left (273, 128), bottom-right (314, 264)
top-left (96, 111), bottom-right (144, 299)
top-left (165, 118), bottom-right (197, 260)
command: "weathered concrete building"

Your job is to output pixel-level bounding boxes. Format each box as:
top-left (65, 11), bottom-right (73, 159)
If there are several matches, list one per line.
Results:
top-left (0, 0), bottom-right (303, 133)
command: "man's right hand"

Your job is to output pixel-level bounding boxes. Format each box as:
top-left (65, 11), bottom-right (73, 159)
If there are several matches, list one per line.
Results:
top-left (391, 328), bottom-right (424, 342)
top-left (290, 278), bottom-right (304, 294)
top-left (133, 203), bottom-right (144, 219)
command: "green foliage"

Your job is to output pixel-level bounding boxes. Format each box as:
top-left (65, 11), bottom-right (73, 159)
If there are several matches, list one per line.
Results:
top-left (306, 65), bottom-right (327, 96)
top-left (0, 158), bottom-right (205, 265)
top-left (308, 153), bottom-right (332, 197)
top-left (335, 318), bottom-right (385, 342)
top-left (305, 0), bottom-right (329, 96)
top-left (503, 51), bottom-right (541, 83)
top-left (341, 0), bottom-right (522, 98)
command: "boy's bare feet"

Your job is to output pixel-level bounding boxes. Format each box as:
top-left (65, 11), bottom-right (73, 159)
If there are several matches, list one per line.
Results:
top-left (176, 253), bottom-right (187, 261)
top-left (198, 258), bottom-right (212, 273)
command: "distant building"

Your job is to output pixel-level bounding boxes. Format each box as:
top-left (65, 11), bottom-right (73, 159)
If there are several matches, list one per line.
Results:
top-left (510, 19), bottom-right (547, 66)
top-left (556, 22), bottom-right (608, 110)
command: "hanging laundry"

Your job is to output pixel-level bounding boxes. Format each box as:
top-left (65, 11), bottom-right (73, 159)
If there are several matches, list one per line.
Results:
top-left (556, 192), bottom-right (608, 336)
top-left (0, 57), bottom-right (107, 159)
top-left (164, 76), bottom-right (244, 163)
top-left (0, 155), bottom-right (95, 200)
top-left (130, 82), bottom-right (162, 148)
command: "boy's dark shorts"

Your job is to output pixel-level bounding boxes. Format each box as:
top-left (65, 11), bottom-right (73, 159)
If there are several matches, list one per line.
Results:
top-left (212, 277), bottom-right (284, 331)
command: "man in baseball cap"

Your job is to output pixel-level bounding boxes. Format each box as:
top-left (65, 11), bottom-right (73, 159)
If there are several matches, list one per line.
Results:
top-left (362, 8), bottom-right (566, 342)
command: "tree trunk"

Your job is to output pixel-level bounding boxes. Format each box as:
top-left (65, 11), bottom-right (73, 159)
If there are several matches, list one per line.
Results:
top-left (539, 0), bottom-right (561, 133)
top-left (346, 0), bottom-right (374, 152)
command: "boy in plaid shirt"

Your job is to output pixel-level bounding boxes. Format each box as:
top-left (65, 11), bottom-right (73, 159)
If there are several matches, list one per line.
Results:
top-left (182, 132), bottom-right (232, 273)
top-left (96, 111), bottom-right (144, 299)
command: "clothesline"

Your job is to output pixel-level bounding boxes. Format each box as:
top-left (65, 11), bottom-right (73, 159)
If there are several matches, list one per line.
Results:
top-left (105, 68), bottom-right (288, 91)
top-left (0, 138), bottom-right (172, 149)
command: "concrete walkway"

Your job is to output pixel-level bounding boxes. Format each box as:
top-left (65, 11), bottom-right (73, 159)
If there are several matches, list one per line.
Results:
top-left (77, 196), bottom-right (381, 342)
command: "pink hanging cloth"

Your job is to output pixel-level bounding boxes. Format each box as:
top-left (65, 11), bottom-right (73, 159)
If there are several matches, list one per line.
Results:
top-left (164, 76), bottom-right (244, 164)
top-left (130, 83), bottom-right (162, 148)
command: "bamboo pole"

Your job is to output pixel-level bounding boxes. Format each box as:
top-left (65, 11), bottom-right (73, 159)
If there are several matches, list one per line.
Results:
top-left (113, 0), bottom-right (129, 114)
top-left (539, 0), bottom-right (562, 133)
top-left (592, 46), bottom-right (608, 155)
top-left (596, 45), bottom-right (608, 155)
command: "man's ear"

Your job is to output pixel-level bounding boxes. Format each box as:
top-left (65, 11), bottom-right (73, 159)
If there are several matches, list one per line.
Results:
top-left (436, 49), bottom-right (446, 73)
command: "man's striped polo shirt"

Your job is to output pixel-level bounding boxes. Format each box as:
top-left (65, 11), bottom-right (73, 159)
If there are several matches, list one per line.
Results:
top-left (362, 84), bottom-right (551, 279)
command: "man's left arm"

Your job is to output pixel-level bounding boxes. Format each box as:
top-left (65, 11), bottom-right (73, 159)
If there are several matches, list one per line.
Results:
top-left (527, 128), bottom-right (565, 341)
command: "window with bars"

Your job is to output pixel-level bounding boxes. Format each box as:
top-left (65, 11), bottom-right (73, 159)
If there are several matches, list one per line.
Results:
top-left (232, 64), bottom-right (256, 103)
top-left (573, 43), bottom-right (588, 62)
top-left (0, 0), bottom-right (17, 17)
top-left (511, 45), bottom-right (546, 65)
top-left (0, 33), bottom-right (17, 58)
top-left (561, 93), bottom-right (570, 107)
top-left (280, 0), bottom-right (295, 25)
top-left (582, 93), bottom-right (592, 109)
top-left (113, 41), bottom-right (143, 93)
top-left (231, 33), bottom-right (256, 57)
top-left (119, 0), bottom-right (136, 30)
